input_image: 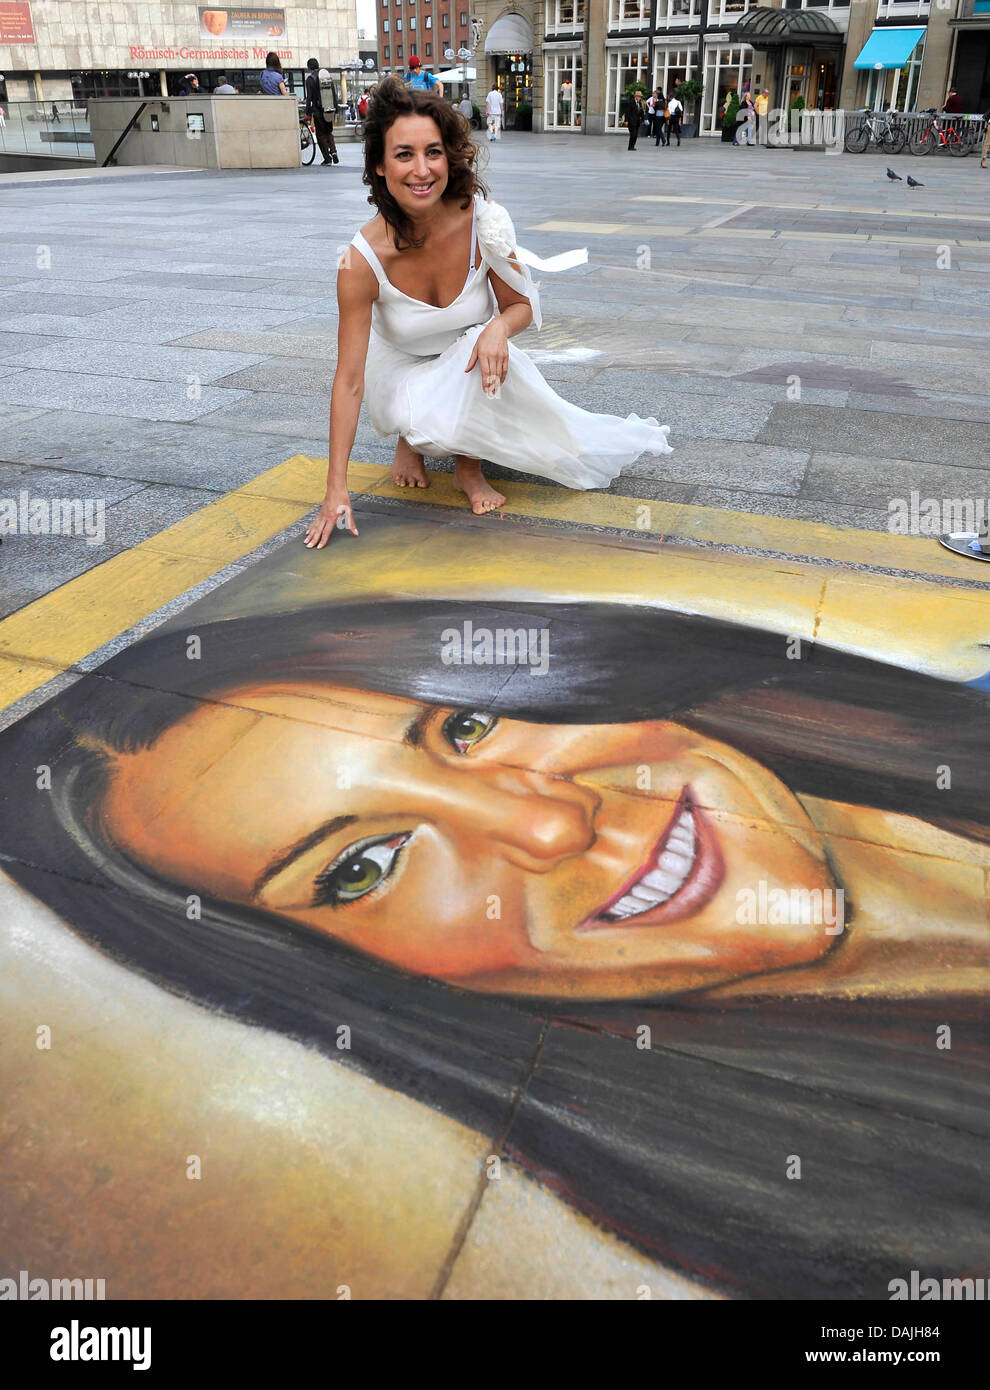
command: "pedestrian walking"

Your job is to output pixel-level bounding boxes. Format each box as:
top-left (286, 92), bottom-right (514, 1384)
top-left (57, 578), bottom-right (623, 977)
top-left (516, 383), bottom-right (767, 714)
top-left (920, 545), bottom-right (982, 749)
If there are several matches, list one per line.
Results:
top-left (735, 91), bottom-right (755, 146)
top-left (458, 94), bottom-right (474, 128)
top-left (666, 94), bottom-right (682, 147)
top-left (485, 84), bottom-right (504, 141)
top-left (51, 103), bottom-right (60, 123)
top-left (754, 89), bottom-right (768, 145)
top-left (624, 90), bottom-right (644, 150)
top-left (0, 106), bottom-right (5, 130)
top-left (651, 92), bottom-right (667, 146)
top-left (305, 57), bottom-right (339, 166)
top-left (259, 53), bottom-right (289, 96)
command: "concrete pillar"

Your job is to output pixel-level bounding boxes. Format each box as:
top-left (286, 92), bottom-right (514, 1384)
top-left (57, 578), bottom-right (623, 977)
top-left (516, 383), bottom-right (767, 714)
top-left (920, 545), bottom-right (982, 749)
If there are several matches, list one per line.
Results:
top-left (916, 8), bottom-right (955, 110)
top-left (32, 71), bottom-right (44, 101)
top-left (838, 3), bottom-right (873, 111)
top-left (584, 0), bottom-right (607, 134)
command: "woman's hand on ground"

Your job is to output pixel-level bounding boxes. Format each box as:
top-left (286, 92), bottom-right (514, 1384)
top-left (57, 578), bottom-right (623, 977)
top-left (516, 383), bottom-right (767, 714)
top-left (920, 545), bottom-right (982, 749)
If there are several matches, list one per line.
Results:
top-left (466, 318), bottom-right (509, 397)
top-left (304, 490), bottom-right (358, 547)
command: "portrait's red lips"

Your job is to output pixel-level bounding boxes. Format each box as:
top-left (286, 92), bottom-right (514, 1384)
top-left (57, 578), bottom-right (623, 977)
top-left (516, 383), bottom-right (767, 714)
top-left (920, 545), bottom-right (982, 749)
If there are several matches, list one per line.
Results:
top-left (577, 789), bottom-right (725, 933)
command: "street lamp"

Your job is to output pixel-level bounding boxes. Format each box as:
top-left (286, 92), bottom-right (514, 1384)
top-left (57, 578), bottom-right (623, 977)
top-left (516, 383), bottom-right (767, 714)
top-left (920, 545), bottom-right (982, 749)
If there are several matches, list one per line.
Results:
top-left (445, 46), bottom-right (473, 95)
top-left (127, 69), bottom-right (150, 97)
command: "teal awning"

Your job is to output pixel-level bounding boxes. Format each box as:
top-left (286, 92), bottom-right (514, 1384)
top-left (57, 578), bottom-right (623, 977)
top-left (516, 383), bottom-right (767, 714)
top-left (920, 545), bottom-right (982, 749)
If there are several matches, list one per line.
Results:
top-left (854, 27), bottom-right (925, 70)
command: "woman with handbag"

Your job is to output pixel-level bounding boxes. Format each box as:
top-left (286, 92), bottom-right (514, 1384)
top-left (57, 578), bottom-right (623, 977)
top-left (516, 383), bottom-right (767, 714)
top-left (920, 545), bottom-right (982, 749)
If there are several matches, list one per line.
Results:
top-left (735, 91), bottom-right (756, 147)
top-left (652, 91), bottom-right (668, 147)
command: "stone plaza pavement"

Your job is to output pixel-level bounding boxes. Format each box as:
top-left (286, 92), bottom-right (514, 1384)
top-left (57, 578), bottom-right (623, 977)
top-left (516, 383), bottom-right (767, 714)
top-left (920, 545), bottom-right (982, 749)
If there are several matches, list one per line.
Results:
top-left (1, 132), bottom-right (990, 633)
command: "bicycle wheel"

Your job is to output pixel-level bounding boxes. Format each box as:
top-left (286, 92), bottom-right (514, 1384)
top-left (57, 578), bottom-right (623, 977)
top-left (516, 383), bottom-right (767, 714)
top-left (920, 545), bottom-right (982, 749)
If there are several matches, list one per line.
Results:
top-left (844, 124), bottom-right (870, 154)
top-left (948, 129), bottom-right (969, 157)
top-left (881, 123), bottom-right (906, 155)
top-left (909, 130), bottom-right (933, 156)
top-left (301, 124), bottom-right (316, 165)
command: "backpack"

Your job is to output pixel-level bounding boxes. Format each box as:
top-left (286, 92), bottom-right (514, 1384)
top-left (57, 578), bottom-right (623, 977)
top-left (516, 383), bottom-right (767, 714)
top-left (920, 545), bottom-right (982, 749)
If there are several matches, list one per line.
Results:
top-left (358, 95), bottom-right (368, 117)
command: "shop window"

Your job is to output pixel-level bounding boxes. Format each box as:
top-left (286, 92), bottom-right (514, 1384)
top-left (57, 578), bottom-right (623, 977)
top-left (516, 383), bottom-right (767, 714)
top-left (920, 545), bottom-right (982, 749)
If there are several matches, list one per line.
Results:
top-left (605, 48), bottom-right (649, 127)
top-left (544, 51), bottom-right (583, 127)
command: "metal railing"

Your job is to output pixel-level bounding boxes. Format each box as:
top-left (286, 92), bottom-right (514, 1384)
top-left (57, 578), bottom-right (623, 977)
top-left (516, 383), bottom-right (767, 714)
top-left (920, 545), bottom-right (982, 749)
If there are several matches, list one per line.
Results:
top-left (770, 107), bottom-right (986, 151)
top-left (0, 101), bottom-right (94, 159)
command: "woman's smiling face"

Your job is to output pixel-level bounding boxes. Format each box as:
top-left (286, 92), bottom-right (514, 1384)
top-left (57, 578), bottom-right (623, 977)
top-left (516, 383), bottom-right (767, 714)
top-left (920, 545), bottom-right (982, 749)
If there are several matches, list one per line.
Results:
top-left (101, 682), bottom-right (842, 999)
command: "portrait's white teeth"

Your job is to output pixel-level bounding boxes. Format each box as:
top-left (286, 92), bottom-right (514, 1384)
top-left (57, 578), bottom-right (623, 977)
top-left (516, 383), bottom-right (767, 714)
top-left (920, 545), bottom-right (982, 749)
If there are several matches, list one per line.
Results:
top-left (642, 866), bottom-right (684, 896)
top-left (600, 803), bottom-right (699, 921)
top-left (610, 894), bottom-right (646, 917)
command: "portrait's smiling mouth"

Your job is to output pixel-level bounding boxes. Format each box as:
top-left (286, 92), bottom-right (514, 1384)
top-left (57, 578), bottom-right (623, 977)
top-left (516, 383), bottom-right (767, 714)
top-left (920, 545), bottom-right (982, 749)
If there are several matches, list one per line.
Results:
top-left (579, 790), bottom-right (724, 932)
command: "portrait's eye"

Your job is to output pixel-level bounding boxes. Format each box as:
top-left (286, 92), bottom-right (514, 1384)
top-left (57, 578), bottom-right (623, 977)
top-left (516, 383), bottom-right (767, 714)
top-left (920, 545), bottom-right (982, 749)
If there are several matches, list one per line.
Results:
top-left (442, 709), bottom-right (498, 754)
top-left (312, 832), bottom-right (410, 908)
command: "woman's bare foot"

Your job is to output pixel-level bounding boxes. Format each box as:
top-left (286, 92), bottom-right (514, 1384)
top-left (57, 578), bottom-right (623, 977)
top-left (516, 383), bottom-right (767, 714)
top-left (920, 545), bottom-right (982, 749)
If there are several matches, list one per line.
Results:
top-left (453, 457), bottom-right (505, 515)
top-left (392, 437), bottom-right (429, 488)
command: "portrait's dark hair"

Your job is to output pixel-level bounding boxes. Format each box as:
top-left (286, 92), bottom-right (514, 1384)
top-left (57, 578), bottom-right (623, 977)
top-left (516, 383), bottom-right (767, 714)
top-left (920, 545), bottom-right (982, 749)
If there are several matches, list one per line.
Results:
top-left (265, 52), bottom-right (283, 73)
top-left (363, 75), bottom-right (485, 250)
top-left (1, 569), bottom-right (988, 1299)
top-left (306, 57), bottom-right (319, 71)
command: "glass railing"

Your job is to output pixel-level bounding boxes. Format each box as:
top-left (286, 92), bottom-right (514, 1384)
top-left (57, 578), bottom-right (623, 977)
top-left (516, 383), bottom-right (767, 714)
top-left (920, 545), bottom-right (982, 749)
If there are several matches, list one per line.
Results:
top-left (0, 101), bottom-right (94, 160)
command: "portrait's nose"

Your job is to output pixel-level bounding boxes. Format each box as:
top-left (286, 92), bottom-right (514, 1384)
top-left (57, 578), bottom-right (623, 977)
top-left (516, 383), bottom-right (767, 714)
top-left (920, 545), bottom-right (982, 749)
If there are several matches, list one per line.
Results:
top-left (432, 766), bottom-right (599, 872)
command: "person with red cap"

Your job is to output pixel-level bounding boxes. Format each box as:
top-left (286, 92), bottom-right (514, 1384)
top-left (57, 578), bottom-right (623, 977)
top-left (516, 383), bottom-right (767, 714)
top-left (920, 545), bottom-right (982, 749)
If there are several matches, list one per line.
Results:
top-left (404, 54), bottom-right (444, 98)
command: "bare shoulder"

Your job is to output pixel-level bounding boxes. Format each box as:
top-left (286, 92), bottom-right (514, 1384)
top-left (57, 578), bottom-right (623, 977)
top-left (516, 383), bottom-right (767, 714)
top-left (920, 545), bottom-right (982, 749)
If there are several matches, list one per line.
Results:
top-left (358, 211), bottom-right (386, 246)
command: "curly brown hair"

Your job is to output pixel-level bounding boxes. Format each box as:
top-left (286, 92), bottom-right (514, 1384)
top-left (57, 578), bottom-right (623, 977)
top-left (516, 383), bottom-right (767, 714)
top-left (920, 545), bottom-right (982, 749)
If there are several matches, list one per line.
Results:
top-left (363, 75), bottom-right (487, 250)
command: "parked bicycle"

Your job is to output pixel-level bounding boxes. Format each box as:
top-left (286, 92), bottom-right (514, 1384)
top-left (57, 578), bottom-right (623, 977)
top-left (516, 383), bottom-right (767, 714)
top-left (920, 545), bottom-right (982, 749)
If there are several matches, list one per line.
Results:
top-left (300, 112), bottom-right (316, 165)
top-left (909, 108), bottom-right (969, 157)
top-left (844, 108), bottom-right (907, 155)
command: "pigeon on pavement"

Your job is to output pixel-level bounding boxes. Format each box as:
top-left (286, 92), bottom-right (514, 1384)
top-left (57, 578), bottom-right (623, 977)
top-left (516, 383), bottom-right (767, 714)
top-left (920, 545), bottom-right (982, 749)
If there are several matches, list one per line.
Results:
top-left (886, 167), bottom-right (903, 181)
top-left (906, 175), bottom-right (924, 188)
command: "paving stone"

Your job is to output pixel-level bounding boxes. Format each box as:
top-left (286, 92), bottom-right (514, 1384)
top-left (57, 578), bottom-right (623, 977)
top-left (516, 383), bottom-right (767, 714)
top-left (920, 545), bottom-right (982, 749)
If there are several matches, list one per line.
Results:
top-left (620, 439), bottom-right (809, 494)
top-left (173, 329), bottom-right (338, 360)
top-left (563, 377), bottom-right (774, 443)
top-left (0, 369), bottom-right (251, 422)
top-left (692, 486), bottom-right (890, 531)
top-left (212, 357), bottom-right (334, 393)
top-left (196, 390), bottom-right (329, 437)
top-left (0, 290), bottom-right (121, 316)
top-left (802, 453), bottom-right (990, 509)
top-left (0, 340), bottom-right (270, 383)
top-left (758, 402), bottom-right (990, 466)
top-left (0, 332), bottom-right (67, 360)
top-left (0, 410), bottom-right (323, 487)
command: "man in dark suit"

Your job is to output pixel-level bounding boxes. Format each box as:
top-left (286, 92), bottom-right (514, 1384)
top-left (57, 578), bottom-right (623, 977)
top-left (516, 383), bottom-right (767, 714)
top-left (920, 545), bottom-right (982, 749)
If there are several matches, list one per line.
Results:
top-left (305, 57), bottom-right (339, 166)
top-left (625, 90), bottom-right (644, 150)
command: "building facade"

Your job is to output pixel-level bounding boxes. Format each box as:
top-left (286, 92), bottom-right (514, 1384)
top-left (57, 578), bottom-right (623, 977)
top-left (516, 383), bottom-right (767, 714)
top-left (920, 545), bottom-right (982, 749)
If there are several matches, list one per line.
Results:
top-left (0, 3), bottom-right (359, 107)
top-left (374, 0), bottom-right (475, 77)
top-left (432, 1), bottom-right (990, 135)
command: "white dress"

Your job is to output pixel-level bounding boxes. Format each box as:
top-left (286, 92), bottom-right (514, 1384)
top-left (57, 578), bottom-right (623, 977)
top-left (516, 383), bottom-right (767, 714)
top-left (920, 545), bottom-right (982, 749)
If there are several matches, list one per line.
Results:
top-left (348, 193), bottom-right (673, 490)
